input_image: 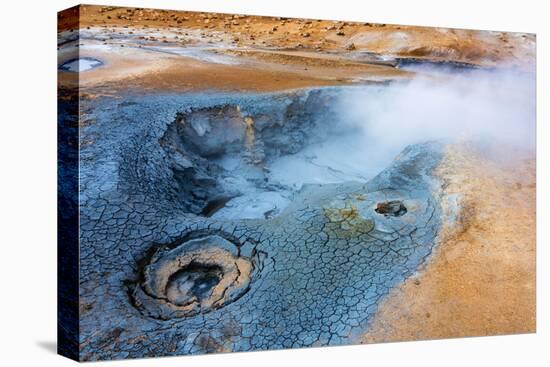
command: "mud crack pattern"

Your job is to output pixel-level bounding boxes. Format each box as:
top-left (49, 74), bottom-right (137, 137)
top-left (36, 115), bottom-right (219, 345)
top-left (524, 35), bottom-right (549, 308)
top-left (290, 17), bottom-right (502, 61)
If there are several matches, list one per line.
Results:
top-left (74, 89), bottom-right (444, 360)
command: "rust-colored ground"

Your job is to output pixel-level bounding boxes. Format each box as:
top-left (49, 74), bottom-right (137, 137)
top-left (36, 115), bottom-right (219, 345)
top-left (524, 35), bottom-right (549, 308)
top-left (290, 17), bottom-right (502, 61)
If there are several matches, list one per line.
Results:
top-left (58, 5), bottom-right (535, 94)
top-left (362, 144), bottom-right (536, 343)
top-left (59, 5), bottom-right (535, 69)
top-left (58, 46), bottom-right (408, 94)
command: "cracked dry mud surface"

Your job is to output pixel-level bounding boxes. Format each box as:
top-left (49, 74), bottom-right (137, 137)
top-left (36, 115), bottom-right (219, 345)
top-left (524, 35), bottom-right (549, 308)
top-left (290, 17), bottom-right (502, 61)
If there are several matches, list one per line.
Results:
top-left (71, 89), bottom-right (444, 360)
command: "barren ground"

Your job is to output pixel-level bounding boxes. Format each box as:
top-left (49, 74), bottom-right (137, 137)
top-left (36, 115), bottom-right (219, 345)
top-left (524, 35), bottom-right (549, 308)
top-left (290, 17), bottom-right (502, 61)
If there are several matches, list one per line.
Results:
top-left (362, 144), bottom-right (536, 342)
top-left (58, 5), bottom-right (535, 94)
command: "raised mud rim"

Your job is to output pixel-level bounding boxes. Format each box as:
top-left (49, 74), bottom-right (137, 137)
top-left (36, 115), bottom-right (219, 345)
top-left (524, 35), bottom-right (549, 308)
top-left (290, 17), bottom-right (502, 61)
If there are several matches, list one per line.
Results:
top-left (131, 231), bottom-right (263, 320)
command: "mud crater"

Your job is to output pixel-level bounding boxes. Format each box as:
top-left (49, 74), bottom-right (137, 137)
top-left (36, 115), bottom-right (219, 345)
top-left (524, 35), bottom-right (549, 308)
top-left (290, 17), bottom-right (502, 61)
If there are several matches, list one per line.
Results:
top-left (159, 90), bottom-right (384, 220)
top-left (132, 232), bottom-right (262, 320)
top-left (166, 263), bottom-right (223, 306)
top-left (375, 200), bottom-right (407, 217)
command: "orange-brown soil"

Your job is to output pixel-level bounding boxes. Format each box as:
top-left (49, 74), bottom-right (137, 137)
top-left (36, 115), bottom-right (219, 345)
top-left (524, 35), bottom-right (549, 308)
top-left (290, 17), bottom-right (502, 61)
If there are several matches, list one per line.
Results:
top-left (362, 143), bottom-right (536, 343)
top-left (59, 5), bottom-right (535, 68)
top-left (58, 44), bottom-right (408, 94)
top-left (58, 5), bottom-right (535, 94)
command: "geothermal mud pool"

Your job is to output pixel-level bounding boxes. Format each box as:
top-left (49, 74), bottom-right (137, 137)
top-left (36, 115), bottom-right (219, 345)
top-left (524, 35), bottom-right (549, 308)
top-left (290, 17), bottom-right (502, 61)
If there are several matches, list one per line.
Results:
top-left (65, 87), bottom-right (445, 359)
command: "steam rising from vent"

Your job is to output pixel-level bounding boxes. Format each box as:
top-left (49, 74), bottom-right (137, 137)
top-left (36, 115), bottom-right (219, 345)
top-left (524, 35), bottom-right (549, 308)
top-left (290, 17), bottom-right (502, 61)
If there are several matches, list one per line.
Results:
top-left (337, 68), bottom-right (535, 170)
top-left (160, 68), bottom-right (535, 220)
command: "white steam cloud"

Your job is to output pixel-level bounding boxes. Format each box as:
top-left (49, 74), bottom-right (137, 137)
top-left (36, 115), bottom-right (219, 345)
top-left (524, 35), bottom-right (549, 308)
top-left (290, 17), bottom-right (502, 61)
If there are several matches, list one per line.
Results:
top-left (338, 67), bottom-right (536, 163)
top-left (270, 67), bottom-right (535, 188)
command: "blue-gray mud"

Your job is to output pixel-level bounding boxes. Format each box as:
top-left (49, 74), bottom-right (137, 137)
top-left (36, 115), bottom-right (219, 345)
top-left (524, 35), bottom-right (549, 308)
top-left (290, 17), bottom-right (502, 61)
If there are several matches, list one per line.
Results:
top-left (75, 87), bottom-right (444, 360)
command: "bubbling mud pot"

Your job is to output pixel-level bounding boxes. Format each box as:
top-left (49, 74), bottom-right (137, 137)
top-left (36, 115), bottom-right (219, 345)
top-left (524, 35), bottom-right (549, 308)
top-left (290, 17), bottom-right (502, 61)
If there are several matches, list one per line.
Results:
top-left (72, 86), bottom-right (445, 360)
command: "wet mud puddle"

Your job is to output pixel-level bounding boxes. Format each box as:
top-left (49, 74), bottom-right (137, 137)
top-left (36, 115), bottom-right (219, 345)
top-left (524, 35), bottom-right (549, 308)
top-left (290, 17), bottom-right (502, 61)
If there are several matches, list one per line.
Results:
top-left (59, 57), bottom-right (103, 72)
